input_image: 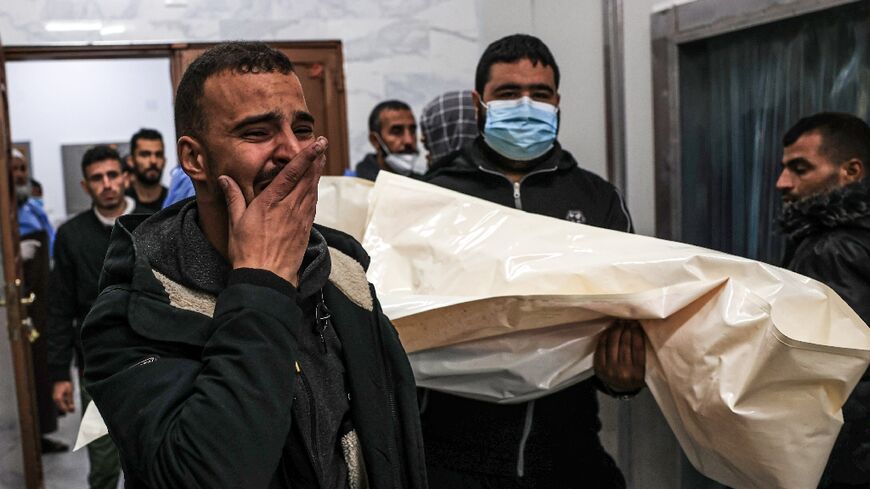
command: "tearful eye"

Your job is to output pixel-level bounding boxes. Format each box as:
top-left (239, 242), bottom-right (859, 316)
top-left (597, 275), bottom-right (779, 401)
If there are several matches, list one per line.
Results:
top-left (294, 126), bottom-right (315, 138)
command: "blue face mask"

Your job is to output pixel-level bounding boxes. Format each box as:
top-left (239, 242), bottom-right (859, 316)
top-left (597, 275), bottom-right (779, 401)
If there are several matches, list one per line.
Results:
top-left (482, 96), bottom-right (559, 161)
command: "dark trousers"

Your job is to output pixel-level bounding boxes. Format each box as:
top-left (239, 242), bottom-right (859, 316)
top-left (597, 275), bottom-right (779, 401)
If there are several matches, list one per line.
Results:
top-left (80, 379), bottom-right (121, 489)
top-left (427, 461), bottom-right (626, 489)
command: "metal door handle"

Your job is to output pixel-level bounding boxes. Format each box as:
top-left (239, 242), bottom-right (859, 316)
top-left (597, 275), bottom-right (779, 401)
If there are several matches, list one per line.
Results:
top-left (20, 292), bottom-right (35, 305)
top-left (0, 291), bottom-right (35, 307)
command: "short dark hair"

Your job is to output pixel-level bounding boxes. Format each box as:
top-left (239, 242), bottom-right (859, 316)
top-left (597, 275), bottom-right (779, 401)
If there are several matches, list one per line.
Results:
top-left (174, 42), bottom-right (295, 139)
top-left (368, 100), bottom-right (412, 134)
top-left (783, 112), bottom-right (870, 168)
top-left (130, 128), bottom-right (163, 154)
top-left (81, 145), bottom-right (121, 177)
top-left (475, 34), bottom-right (560, 95)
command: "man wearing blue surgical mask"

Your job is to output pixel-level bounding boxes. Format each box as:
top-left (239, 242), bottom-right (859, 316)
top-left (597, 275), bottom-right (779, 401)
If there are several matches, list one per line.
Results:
top-left (424, 34), bottom-right (643, 489)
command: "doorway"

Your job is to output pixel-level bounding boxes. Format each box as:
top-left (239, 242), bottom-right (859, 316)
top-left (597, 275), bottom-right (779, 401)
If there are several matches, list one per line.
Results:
top-left (0, 40), bottom-right (349, 489)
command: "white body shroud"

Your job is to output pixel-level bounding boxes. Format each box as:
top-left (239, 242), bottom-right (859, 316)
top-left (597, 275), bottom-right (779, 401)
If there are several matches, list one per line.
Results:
top-left (79, 173), bottom-right (869, 489)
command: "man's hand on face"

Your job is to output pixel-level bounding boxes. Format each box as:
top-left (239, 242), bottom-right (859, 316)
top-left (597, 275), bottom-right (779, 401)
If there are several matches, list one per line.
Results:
top-left (219, 136), bottom-right (328, 287)
top-left (594, 319), bottom-right (647, 393)
top-left (52, 381), bottom-right (75, 413)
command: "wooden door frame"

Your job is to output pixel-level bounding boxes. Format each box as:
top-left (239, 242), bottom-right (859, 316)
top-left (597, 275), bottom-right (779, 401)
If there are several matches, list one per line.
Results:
top-left (4, 40), bottom-right (351, 175)
top-left (0, 45), bottom-right (44, 489)
top-left (0, 40), bottom-right (348, 488)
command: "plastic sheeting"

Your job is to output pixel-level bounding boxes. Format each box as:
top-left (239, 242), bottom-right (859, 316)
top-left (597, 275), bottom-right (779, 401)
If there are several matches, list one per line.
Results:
top-left (319, 173), bottom-right (870, 489)
top-left (77, 174), bottom-right (870, 489)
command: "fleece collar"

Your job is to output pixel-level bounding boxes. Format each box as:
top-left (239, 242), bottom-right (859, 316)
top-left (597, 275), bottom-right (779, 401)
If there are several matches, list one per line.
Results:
top-left (778, 181), bottom-right (870, 240)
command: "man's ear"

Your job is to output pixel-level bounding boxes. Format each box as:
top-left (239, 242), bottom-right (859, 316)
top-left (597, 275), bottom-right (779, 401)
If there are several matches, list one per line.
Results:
top-left (178, 136), bottom-right (207, 183)
top-left (79, 179), bottom-right (88, 196)
top-left (842, 158), bottom-right (865, 184)
top-left (368, 132), bottom-right (381, 153)
top-left (472, 90), bottom-right (484, 125)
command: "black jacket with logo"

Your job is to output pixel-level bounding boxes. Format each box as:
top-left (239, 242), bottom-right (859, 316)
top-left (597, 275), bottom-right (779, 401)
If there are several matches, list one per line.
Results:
top-left (421, 138), bottom-right (632, 482)
top-left (780, 181), bottom-right (870, 486)
top-left (81, 207), bottom-right (427, 489)
top-left (425, 139), bottom-right (632, 231)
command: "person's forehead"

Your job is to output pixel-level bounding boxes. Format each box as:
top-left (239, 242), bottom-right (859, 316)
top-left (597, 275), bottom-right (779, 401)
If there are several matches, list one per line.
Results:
top-left (202, 71), bottom-right (305, 120)
top-left (782, 131), bottom-right (825, 160)
top-left (485, 59), bottom-right (556, 90)
top-left (11, 157), bottom-right (27, 169)
top-left (380, 109), bottom-right (416, 128)
top-left (86, 158), bottom-right (123, 175)
top-left (136, 139), bottom-right (164, 150)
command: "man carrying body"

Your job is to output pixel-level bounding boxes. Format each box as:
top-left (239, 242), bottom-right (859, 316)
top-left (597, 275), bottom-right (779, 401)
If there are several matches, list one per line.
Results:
top-left (126, 128), bottom-right (168, 213)
top-left (776, 112), bottom-right (870, 489)
top-left (354, 100), bottom-right (426, 180)
top-left (423, 34), bottom-right (644, 488)
top-left (81, 42), bottom-right (426, 488)
top-left (48, 145), bottom-right (130, 487)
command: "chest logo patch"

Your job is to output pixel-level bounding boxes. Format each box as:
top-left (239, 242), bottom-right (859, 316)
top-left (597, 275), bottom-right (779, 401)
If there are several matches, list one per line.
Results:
top-left (565, 209), bottom-right (587, 224)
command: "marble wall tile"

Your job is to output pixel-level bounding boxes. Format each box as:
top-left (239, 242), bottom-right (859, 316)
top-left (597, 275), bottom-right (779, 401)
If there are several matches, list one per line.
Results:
top-left (0, 0), bottom-right (483, 166)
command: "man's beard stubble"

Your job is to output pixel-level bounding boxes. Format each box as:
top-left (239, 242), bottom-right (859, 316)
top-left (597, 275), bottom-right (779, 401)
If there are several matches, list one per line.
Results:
top-left (134, 165), bottom-right (163, 185)
top-left (15, 181), bottom-right (32, 204)
top-left (781, 171), bottom-right (841, 208)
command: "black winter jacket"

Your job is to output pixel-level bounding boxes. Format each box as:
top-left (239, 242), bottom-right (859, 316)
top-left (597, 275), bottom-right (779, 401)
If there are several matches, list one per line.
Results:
top-left (47, 210), bottom-right (114, 381)
top-left (421, 139), bottom-right (632, 482)
top-left (780, 181), bottom-right (870, 486)
top-left (81, 209), bottom-right (427, 489)
top-left (425, 139), bottom-right (632, 231)
top-left (355, 153), bottom-right (381, 182)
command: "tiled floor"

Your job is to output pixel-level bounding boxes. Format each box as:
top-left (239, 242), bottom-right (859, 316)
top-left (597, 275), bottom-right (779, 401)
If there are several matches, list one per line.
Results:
top-left (41, 404), bottom-right (90, 489)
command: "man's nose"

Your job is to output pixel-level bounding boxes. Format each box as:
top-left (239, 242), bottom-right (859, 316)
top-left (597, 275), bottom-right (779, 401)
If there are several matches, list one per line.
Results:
top-left (775, 170), bottom-right (792, 191)
top-left (401, 129), bottom-right (416, 149)
top-left (274, 127), bottom-right (303, 163)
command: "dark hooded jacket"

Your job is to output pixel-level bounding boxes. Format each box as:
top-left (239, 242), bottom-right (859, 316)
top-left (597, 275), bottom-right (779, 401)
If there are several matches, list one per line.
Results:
top-left (420, 139), bottom-right (632, 485)
top-left (81, 201), bottom-right (426, 489)
top-left (355, 153), bottom-right (381, 182)
top-left (780, 181), bottom-right (870, 486)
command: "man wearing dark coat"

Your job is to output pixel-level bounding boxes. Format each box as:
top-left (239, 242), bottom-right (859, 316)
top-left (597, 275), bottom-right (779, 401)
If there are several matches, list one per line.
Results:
top-left (777, 112), bottom-right (870, 489)
top-left (48, 145), bottom-right (130, 488)
top-left (422, 34), bottom-right (645, 489)
top-left (80, 42), bottom-right (426, 489)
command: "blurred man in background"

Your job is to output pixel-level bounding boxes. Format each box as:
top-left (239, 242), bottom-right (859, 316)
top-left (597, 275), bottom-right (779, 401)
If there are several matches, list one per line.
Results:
top-left (126, 128), bottom-right (168, 213)
top-left (48, 145), bottom-right (128, 489)
top-left (355, 100), bottom-right (426, 180)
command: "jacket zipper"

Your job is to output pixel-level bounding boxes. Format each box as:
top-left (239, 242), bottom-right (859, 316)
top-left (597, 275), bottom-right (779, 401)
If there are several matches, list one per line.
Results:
top-left (476, 163), bottom-right (556, 477)
top-left (476, 164), bottom-right (559, 211)
top-left (298, 368), bottom-right (323, 485)
top-left (516, 400), bottom-right (536, 477)
top-left (383, 352), bottom-right (405, 488)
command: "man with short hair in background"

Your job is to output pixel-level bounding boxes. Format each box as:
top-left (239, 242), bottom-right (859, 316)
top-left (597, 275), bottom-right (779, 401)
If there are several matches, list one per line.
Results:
top-left (126, 128), bottom-right (168, 213)
top-left (777, 112), bottom-right (870, 489)
top-left (47, 145), bottom-right (128, 489)
top-left (355, 99), bottom-right (426, 180)
top-left (423, 33), bottom-right (643, 489)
